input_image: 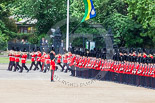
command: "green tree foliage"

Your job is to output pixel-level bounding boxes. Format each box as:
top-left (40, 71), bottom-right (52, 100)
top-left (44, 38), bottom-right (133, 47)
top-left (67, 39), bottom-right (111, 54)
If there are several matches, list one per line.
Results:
top-left (7, 0), bottom-right (155, 48)
top-left (0, 4), bottom-right (17, 39)
top-left (11, 0), bottom-right (67, 34)
top-left (71, 0), bottom-right (155, 48)
top-left (0, 20), bottom-right (9, 50)
top-left (125, 0), bottom-right (155, 43)
top-left (104, 13), bottom-right (145, 47)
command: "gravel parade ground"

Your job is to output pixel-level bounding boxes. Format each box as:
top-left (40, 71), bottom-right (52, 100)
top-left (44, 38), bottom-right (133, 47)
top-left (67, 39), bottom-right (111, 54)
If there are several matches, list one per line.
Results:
top-left (0, 64), bottom-right (155, 103)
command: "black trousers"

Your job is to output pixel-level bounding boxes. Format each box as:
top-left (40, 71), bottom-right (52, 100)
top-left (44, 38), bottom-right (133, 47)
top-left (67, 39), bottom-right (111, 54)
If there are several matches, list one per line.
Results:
top-left (20, 63), bottom-right (29, 72)
top-left (10, 61), bottom-right (15, 71)
top-left (85, 68), bottom-right (89, 78)
top-left (76, 67), bottom-right (79, 77)
top-left (14, 62), bottom-right (21, 71)
top-left (62, 63), bottom-right (67, 72)
top-left (29, 62), bottom-right (35, 70)
top-left (82, 68), bottom-right (87, 78)
top-left (71, 65), bottom-right (75, 76)
top-left (41, 62), bottom-right (45, 71)
top-left (88, 69), bottom-right (93, 78)
top-left (51, 70), bottom-right (55, 81)
top-left (8, 61), bottom-right (12, 70)
top-left (34, 61), bottom-right (42, 70)
top-left (65, 64), bottom-right (69, 73)
top-left (79, 68), bottom-right (82, 77)
top-left (80, 68), bottom-right (84, 78)
top-left (57, 63), bottom-right (63, 70)
top-left (44, 64), bottom-right (50, 72)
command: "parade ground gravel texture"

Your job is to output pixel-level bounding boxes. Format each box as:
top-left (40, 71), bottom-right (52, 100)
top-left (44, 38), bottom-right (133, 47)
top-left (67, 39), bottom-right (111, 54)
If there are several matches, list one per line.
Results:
top-left (0, 62), bottom-right (155, 103)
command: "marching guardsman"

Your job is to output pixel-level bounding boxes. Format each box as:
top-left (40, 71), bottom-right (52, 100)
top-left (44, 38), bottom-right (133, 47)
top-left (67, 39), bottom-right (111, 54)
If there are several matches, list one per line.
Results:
top-left (8, 50), bottom-right (13, 71)
top-left (119, 61), bottom-right (124, 83)
top-left (78, 56), bottom-right (84, 77)
top-left (10, 51), bottom-right (16, 71)
top-left (50, 51), bottom-right (55, 82)
top-left (86, 57), bottom-right (91, 78)
top-left (14, 51), bottom-right (22, 72)
top-left (43, 51), bottom-right (51, 73)
top-left (20, 50), bottom-right (29, 73)
top-left (41, 52), bottom-right (46, 72)
top-left (81, 56), bottom-right (86, 78)
top-left (34, 50), bottom-right (42, 71)
top-left (56, 54), bottom-right (63, 70)
top-left (95, 58), bottom-right (102, 80)
top-left (69, 54), bottom-right (76, 76)
top-left (141, 63), bottom-right (147, 87)
top-left (91, 58), bottom-right (97, 78)
top-left (29, 51), bottom-right (36, 70)
top-left (147, 64), bottom-right (152, 88)
top-left (66, 52), bottom-right (73, 72)
top-left (75, 55), bottom-right (80, 77)
top-left (151, 64), bottom-right (155, 88)
top-left (82, 56), bottom-right (88, 78)
top-left (62, 54), bottom-right (68, 72)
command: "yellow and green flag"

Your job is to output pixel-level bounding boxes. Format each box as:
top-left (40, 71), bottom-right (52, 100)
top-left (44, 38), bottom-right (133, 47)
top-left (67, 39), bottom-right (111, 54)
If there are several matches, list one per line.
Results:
top-left (81, 0), bottom-right (96, 22)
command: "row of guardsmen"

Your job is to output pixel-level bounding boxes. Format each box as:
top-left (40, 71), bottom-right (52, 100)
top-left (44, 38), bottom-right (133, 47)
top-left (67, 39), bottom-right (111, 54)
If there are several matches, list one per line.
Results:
top-left (58, 51), bottom-right (155, 89)
top-left (7, 48), bottom-right (57, 81)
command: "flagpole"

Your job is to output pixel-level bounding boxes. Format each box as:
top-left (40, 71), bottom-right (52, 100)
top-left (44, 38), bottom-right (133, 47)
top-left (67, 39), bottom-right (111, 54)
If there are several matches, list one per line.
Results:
top-left (66, 0), bottom-right (69, 51)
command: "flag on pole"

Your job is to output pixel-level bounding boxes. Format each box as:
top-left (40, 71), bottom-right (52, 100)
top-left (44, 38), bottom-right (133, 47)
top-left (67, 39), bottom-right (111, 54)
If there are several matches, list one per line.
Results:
top-left (81, 0), bottom-right (96, 22)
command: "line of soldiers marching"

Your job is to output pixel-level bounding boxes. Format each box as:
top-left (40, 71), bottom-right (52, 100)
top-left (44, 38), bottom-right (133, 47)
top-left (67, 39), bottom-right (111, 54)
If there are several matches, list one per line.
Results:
top-left (8, 50), bottom-right (51, 73)
top-left (7, 48), bottom-right (155, 85)
top-left (7, 49), bottom-right (56, 81)
top-left (57, 52), bottom-right (155, 89)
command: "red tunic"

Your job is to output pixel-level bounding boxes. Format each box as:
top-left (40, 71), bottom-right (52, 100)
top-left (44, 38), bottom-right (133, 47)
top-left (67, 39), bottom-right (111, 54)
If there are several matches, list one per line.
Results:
top-left (143, 54), bottom-right (147, 58)
top-left (69, 56), bottom-right (76, 66)
top-left (31, 54), bottom-right (36, 62)
top-left (21, 54), bottom-right (27, 63)
top-left (96, 60), bottom-right (101, 70)
top-left (41, 54), bottom-right (46, 62)
top-left (63, 55), bottom-right (68, 63)
top-left (50, 60), bottom-right (55, 70)
top-left (150, 56), bottom-right (153, 59)
top-left (8, 54), bottom-right (12, 61)
top-left (57, 55), bottom-right (61, 63)
top-left (37, 52), bottom-right (42, 62)
top-left (68, 53), bottom-right (72, 58)
top-left (110, 62), bottom-right (115, 72)
top-left (11, 54), bottom-right (15, 62)
top-left (46, 54), bottom-right (51, 64)
top-left (75, 57), bottom-right (80, 67)
top-left (15, 54), bottom-right (21, 62)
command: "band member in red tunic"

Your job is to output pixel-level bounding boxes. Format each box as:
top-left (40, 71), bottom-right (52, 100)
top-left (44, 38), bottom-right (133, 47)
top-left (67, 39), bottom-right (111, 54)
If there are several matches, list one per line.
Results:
top-left (34, 50), bottom-right (42, 71)
top-left (41, 52), bottom-right (46, 72)
top-left (8, 50), bottom-right (13, 71)
top-left (14, 51), bottom-right (22, 72)
top-left (43, 52), bottom-right (51, 73)
top-left (50, 51), bottom-right (55, 82)
top-left (62, 54), bottom-right (68, 72)
top-left (10, 51), bottom-right (16, 71)
top-left (20, 51), bottom-right (29, 73)
top-left (29, 51), bottom-right (36, 70)
top-left (56, 54), bottom-right (63, 70)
